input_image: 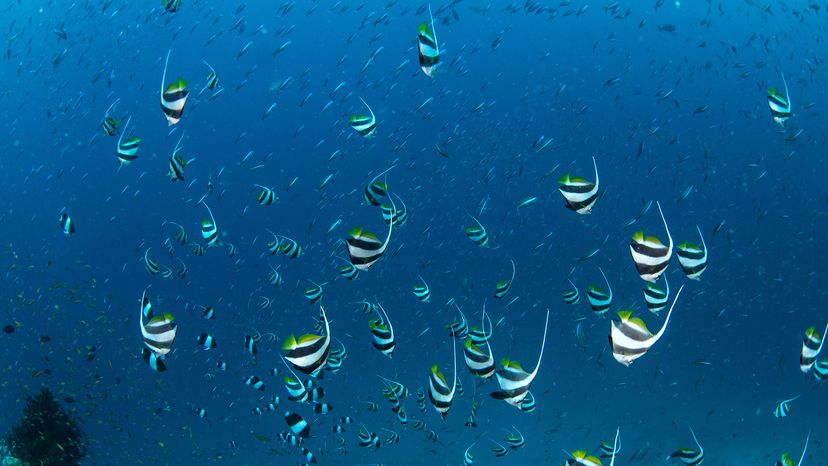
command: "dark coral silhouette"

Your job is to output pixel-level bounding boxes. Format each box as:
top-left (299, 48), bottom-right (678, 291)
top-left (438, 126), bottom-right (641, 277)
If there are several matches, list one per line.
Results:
top-left (4, 387), bottom-right (87, 465)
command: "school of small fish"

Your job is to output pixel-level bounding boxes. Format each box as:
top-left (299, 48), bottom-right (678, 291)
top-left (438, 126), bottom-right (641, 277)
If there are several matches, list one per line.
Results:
top-left (1, 0), bottom-right (825, 465)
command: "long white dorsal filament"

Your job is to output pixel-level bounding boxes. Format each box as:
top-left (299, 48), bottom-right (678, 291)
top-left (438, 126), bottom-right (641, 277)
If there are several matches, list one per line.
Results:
top-left (609, 427), bottom-right (620, 466)
top-left (359, 97), bottom-right (375, 122)
top-left (591, 156), bottom-right (599, 188)
top-left (138, 288), bottom-right (147, 331)
top-left (375, 196), bottom-right (395, 257)
top-left (199, 197), bottom-right (216, 230)
top-left (449, 332), bottom-right (457, 398)
top-left (118, 115), bottom-right (131, 146)
top-left (652, 284), bottom-right (684, 343)
top-left (797, 431), bottom-right (810, 466)
top-left (509, 258), bottom-right (516, 282)
top-left (781, 72), bottom-right (791, 110)
top-left (105, 98), bottom-right (120, 116)
top-left (173, 131), bottom-right (185, 156)
top-left (599, 267), bottom-right (612, 297)
top-left (527, 309), bottom-right (551, 382)
top-left (378, 304), bottom-right (394, 340)
top-left (368, 164), bottom-right (395, 188)
top-left (695, 225), bottom-right (707, 255)
top-left (689, 426), bottom-right (703, 456)
top-left (428, 4), bottom-right (439, 55)
top-left (656, 200), bottom-right (673, 252)
top-left (161, 49), bottom-right (171, 97)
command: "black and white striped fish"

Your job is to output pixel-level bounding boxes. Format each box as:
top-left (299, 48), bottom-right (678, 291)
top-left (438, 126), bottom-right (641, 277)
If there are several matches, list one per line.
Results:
top-left (446, 305), bottom-right (469, 339)
top-left (345, 216), bottom-right (393, 271)
top-left (245, 375), bottom-right (264, 391)
top-left (413, 276), bottom-right (431, 302)
top-left (198, 304), bottom-right (213, 320)
top-left (189, 242), bottom-right (204, 256)
top-left (144, 248), bottom-right (170, 277)
top-left (336, 258), bottom-right (359, 280)
top-left (813, 359), bottom-right (828, 381)
top-left (774, 396), bottom-right (799, 418)
top-left (303, 281), bottom-right (324, 304)
top-left (465, 215), bottom-right (488, 247)
top-left (644, 275), bottom-right (669, 315)
top-left (428, 338), bottom-right (457, 418)
top-left (369, 305), bottom-right (395, 358)
top-left (587, 268), bottom-right (612, 316)
top-left (244, 334), bottom-right (258, 356)
top-left (562, 279), bottom-right (580, 305)
top-left (59, 209), bottom-right (75, 235)
top-left (175, 257), bottom-right (190, 278)
top-left (490, 311), bottom-right (550, 408)
top-left (629, 201), bottom-right (673, 282)
top-left (493, 259), bottom-right (516, 299)
top-left (519, 391), bottom-right (536, 413)
top-left (165, 132), bottom-right (189, 182)
top-left (196, 333), bottom-right (217, 350)
top-left (162, 0), bottom-right (181, 13)
top-left (160, 50), bottom-right (189, 126)
top-left (490, 441), bottom-right (509, 458)
top-left (254, 184), bottom-right (277, 205)
top-left (504, 427), bottom-right (526, 449)
top-left (349, 97), bottom-right (377, 137)
top-left (381, 195), bottom-right (408, 227)
top-left (417, 5), bottom-right (440, 77)
top-left (800, 324), bottom-right (827, 373)
top-left (467, 309), bottom-right (498, 345)
top-left (599, 430), bottom-right (621, 459)
top-left (199, 198), bottom-right (218, 247)
top-left (676, 226), bottom-right (708, 280)
top-left (463, 338), bottom-right (495, 379)
top-left (283, 306), bottom-right (331, 375)
top-left (285, 411), bottom-right (310, 438)
top-left (101, 99), bottom-right (120, 136)
top-left (378, 375), bottom-right (409, 400)
top-left (279, 236), bottom-right (301, 258)
top-left (667, 427), bottom-right (704, 466)
top-left (139, 290), bottom-right (177, 357)
top-left (610, 286), bottom-right (684, 366)
top-left (768, 73), bottom-right (792, 126)
top-left (116, 116), bottom-right (139, 166)
top-left (283, 375), bottom-right (309, 403)
top-left (266, 260), bottom-right (283, 287)
top-left (202, 60), bottom-right (219, 91)
top-left (164, 221), bottom-right (187, 245)
top-left (558, 156), bottom-right (600, 214)
top-left (363, 166), bottom-right (394, 206)
top-left (358, 427), bottom-right (380, 448)
top-left (141, 347), bottom-right (166, 372)
top-left (464, 443), bottom-right (475, 465)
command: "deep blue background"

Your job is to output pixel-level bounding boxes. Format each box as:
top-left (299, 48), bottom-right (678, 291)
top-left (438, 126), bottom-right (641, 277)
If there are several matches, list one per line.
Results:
top-left (0, 0), bottom-right (826, 464)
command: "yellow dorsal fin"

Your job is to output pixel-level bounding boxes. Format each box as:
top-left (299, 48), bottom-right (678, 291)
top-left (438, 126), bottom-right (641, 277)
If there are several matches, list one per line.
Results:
top-left (628, 316), bottom-right (650, 332)
top-left (645, 235), bottom-right (664, 245)
top-left (281, 334), bottom-right (297, 350)
top-left (501, 359), bottom-right (523, 371)
top-left (297, 333), bottom-right (321, 344)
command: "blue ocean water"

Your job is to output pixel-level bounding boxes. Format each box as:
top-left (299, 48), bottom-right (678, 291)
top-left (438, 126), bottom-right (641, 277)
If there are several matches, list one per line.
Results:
top-left (0, 0), bottom-right (826, 465)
